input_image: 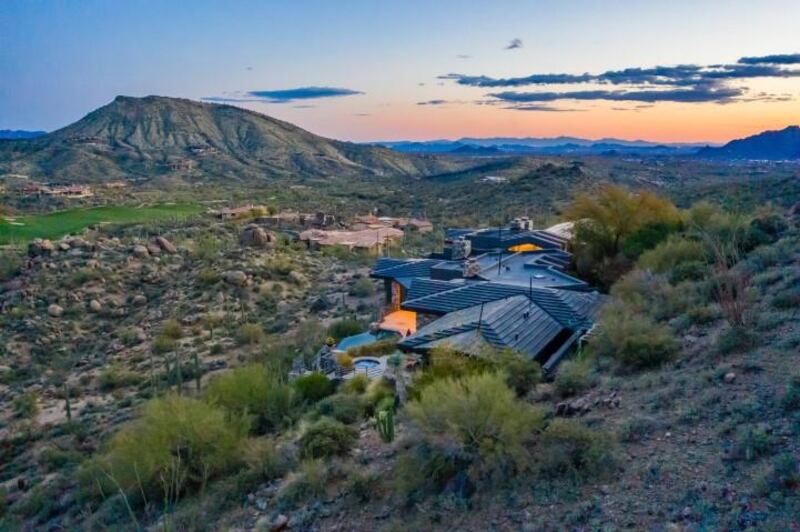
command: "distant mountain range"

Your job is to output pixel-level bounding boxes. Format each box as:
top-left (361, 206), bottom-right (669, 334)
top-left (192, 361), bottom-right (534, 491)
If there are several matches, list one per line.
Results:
top-left (374, 137), bottom-right (713, 156)
top-left (697, 126), bottom-right (800, 161)
top-left (0, 96), bottom-right (468, 184)
top-left (0, 129), bottom-right (47, 140)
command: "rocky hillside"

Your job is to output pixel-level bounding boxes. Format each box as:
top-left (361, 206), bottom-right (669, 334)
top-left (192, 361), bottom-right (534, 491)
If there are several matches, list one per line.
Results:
top-left (698, 125), bottom-right (800, 160)
top-left (0, 96), bottom-right (469, 184)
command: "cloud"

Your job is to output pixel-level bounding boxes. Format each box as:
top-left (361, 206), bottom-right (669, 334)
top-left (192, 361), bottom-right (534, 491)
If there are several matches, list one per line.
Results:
top-left (504, 104), bottom-right (584, 112)
top-left (738, 53), bottom-right (800, 65)
top-left (248, 87), bottom-right (363, 102)
top-left (490, 86), bottom-right (744, 104)
top-left (439, 54), bottom-right (800, 106)
top-left (456, 54), bottom-right (471, 59)
top-left (203, 87), bottom-right (363, 104)
top-left (505, 38), bottom-right (523, 50)
top-left (416, 99), bottom-right (448, 106)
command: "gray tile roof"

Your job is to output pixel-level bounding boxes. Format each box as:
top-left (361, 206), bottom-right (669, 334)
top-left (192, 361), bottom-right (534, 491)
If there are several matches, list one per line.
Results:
top-left (401, 282), bottom-right (600, 329)
top-left (399, 295), bottom-right (567, 360)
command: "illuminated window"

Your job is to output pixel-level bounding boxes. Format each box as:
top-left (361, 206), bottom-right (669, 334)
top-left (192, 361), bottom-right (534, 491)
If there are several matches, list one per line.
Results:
top-left (507, 243), bottom-right (541, 252)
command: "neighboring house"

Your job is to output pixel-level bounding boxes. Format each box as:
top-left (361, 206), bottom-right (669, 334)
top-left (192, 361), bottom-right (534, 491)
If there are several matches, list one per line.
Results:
top-left (209, 204), bottom-right (265, 220)
top-left (351, 214), bottom-right (433, 233)
top-left (299, 227), bottom-right (404, 252)
top-left (21, 183), bottom-right (94, 198)
top-left (369, 220), bottom-right (601, 370)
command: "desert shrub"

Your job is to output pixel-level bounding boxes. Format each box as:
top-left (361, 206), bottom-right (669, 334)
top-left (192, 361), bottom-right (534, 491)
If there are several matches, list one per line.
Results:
top-left (82, 395), bottom-right (247, 500)
top-left (192, 235), bottom-right (223, 260)
top-left (732, 425), bottom-right (773, 461)
top-left (623, 221), bottom-right (682, 258)
top-left (638, 235), bottom-right (707, 274)
top-left (411, 345), bottom-right (491, 394)
top-left (346, 469), bottom-right (380, 502)
top-left (98, 366), bottom-right (143, 392)
top-left (716, 326), bottom-right (755, 355)
top-left (363, 378), bottom-right (395, 412)
top-left (326, 319), bottom-right (364, 342)
top-left (293, 372), bottom-right (334, 404)
top-left (567, 185), bottom-right (681, 288)
top-left (0, 249), bottom-right (22, 282)
top-left (618, 416), bottom-right (664, 443)
top-left (278, 459), bottom-right (329, 505)
top-left (537, 418), bottom-right (616, 480)
top-left (492, 348), bottom-right (543, 397)
top-left (554, 357), bottom-right (593, 397)
top-left (152, 334), bottom-right (176, 354)
top-left (755, 453), bottom-right (800, 496)
top-left (781, 375), bottom-right (800, 412)
top-left (406, 373), bottom-right (546, 485)
top-left (346, 338), bottom-right (397, 358)
top-left (772, 286), bottom-right (800, 310)
top-left (197, 268), bottom-right (220, 285)
top-left (205, 365), bottom-right (297, 434)
top-left (299, 417), bottom-right (358, 458)
top-left (162, 319), bottom-right (183, 340)
top-left (236, 323), bottom-right (265, 345)
top-left (342, 373), bottom-right (369, 394)
top-left (669, 260), bottom-right (709, 284)
top-left (589, 301), bottom-right (678, 369)
top-left (241, 438), bottom-right (294, 481)
top-left (686, 304), bottom-right (720, 325)
top-left (349, 277), bottom-right (375, 298)
top-left (13, 392), bottom-right (38, 419)
top-left (316, 394), bottom-right (366, 424)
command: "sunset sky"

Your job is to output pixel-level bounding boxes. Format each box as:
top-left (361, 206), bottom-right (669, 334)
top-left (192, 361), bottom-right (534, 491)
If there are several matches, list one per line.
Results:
top-left (2, 0), bottom-right (800, 143)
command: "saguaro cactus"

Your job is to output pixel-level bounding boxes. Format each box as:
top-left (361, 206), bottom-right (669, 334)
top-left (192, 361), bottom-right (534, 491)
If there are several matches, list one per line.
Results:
top-left (376, 409), bottom-right (395, 443)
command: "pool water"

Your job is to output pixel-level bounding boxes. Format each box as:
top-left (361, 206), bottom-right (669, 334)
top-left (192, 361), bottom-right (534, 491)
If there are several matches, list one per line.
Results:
top-left (336, 332), bottom-right (378, 351)
top-left (354, 358), bottom-right (380, 370)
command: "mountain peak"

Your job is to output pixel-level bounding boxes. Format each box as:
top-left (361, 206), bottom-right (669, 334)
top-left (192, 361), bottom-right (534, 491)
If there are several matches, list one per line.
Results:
top-left (0, 95), bottom-right (467, 183)
top-left (698, 125), bottom-right (800, 160)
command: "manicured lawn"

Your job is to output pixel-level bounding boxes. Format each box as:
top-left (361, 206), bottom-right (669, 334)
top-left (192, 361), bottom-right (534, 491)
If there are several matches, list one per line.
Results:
top-left (0, 203), bottom-right (203, 244)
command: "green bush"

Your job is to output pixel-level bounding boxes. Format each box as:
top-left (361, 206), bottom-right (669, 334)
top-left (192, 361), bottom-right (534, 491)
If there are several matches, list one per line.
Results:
top-left (13, 392), bottom-right (39, 419)
top-left (492, 348), bottom-right (542, 397)
top-left (716, 326), bottom-right (755, 354)
top-left (772, 286), bottom-right (800, 310)
top-left (589, 302), bottom-right (678, 369)
top-left (205, 365), bottom-right (297, 433)
top-left (732, 425), bottom-right (773, 461)
top-left (98, 366), bottom-right (143, 392)
top-left (82, 395), bottom-right (247, 500)
top-left (554, 357), bottom-right (593, 397)
top-left (241, 438), bottom-right (294, 481)
top-left (316, 393), bottom-right (366, 424)
top-left (299, 417), bottom-right (358, 458)
top-left (349, 277), bottom-right (375, 298)
top-left (326, 319), bottom-right (364, 342)
top-left (346, 338), bottom-right (397, 359)
top-left (537, 418), bottom-right (616, 480)
top-left (152, 334), bottom-right (177, 354)
top-left (236, 323), bottom-right (265, 346)
top-left (637, 235), bottom-right (707, 274)
top-left (341, 373), bottom-right (369, 394)
top-left (278, 459), bottom-right (329, 505)
top-left (162, 319), bottom-right (183, 340)
top-left (0, 249), bottom-right (22, 282)
top-left (293, 372), bottom-right (335, 404)
top-left (406, 372), bottom-right (546, 484)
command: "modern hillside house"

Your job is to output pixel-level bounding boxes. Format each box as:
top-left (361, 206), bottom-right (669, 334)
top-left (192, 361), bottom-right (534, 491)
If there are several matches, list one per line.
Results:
top-left (370, 220), bottom-right (601, 370)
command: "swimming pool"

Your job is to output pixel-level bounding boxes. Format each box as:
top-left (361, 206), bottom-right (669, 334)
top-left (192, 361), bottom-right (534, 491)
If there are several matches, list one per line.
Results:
top-left (335, 332), bottom-right (378, 352)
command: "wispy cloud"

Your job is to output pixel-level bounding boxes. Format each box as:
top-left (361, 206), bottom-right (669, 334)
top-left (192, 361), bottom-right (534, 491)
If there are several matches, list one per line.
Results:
top-left (456, 54), bottom-right (471, 59)
top-left (440, 53), bottom-right (800, 106)
top-left (505, 38), bottom-right (523, 50)
top-left (738, 53), bottom-right (800, 65)
top-left (203, 86), bottom-right (363, 104)
top-left (416, 99), bottom-right (449, 106)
